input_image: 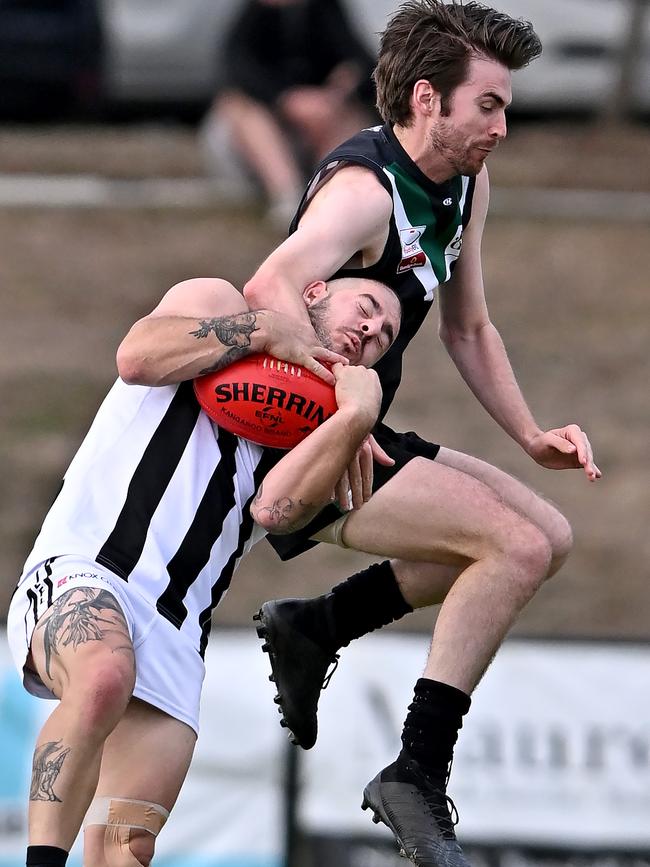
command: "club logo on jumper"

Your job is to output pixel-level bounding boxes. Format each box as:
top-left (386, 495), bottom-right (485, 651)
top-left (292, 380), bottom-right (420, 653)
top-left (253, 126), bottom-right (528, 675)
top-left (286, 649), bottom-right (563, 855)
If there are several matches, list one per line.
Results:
top-left (214, 382), bottom-right (334, 425)
top-left (443, 197), bottom-right (453, 206)
top-left (397, 226), bottom-right (427, 273)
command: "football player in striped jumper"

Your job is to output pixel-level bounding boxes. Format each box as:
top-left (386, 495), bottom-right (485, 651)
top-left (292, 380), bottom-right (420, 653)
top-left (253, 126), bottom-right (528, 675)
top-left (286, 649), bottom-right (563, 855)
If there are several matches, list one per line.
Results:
top-left (8, 275), bottom-right (401, 867)
top-left (245, 2), bottom-right (601, 865)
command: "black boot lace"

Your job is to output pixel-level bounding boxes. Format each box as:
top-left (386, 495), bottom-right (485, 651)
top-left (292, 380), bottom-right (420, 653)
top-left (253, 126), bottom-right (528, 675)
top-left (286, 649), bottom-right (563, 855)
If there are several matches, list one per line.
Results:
top-left (411, 759), bottom-right (460, 839)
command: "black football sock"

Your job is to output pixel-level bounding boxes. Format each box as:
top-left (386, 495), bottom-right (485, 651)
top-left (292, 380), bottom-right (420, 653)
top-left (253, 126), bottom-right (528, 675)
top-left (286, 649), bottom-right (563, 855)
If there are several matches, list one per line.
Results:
top-left (301, 560), bottom-right (413, 653)
top-left (400, 677), bottom-right (472, 782)
top-left (296, 560), bottom-right (412, 653)
top-left (26, 845), bottom-right (69, 867)
top-left (329, 560), bottom-right (413, 648)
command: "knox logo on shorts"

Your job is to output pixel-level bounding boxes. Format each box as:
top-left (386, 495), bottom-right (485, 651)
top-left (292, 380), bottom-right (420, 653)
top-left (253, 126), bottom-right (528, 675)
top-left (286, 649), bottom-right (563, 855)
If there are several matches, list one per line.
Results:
top-left (58, 573), bottom-right (99, 587)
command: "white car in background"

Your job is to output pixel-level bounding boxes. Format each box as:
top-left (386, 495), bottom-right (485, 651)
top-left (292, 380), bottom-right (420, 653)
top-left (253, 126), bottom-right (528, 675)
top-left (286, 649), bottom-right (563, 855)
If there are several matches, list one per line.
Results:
top-left (0, 0), bottom-right (647, 116)
top-left (100, 0), bottom-right (241, 108)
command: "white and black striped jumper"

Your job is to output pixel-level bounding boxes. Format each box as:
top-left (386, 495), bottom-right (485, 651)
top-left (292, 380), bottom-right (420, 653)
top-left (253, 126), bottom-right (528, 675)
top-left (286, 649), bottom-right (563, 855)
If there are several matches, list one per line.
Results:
top-left (20, 378), bottom-right (279, 658)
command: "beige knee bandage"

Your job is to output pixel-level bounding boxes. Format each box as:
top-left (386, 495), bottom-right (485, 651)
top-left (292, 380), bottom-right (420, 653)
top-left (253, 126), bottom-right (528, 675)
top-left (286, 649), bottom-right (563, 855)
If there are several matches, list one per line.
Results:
top-left (84, 797), bottom-right (169, 866)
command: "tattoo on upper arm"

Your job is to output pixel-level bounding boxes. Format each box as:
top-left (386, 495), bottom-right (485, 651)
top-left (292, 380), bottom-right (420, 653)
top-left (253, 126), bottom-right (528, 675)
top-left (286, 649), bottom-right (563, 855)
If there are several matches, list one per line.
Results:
top-left (36, 588), bottom-right (133, 681)
top-left (30, 740), bottom-right (71, 802)
top-left (191, 313), bottom-right (260, 375)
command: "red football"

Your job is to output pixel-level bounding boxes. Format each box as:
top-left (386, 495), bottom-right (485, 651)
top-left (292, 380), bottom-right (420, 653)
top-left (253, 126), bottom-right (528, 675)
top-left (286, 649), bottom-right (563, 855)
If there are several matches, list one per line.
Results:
top-left (193, 353), bottom-right (338, 449)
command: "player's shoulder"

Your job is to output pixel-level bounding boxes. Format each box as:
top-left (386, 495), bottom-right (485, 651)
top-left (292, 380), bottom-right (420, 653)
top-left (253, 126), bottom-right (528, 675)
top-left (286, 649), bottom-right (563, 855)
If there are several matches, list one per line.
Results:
top-left (310, 162), bottom-right (392, 215)
top-left (152, 277), bottom-right (246, 318)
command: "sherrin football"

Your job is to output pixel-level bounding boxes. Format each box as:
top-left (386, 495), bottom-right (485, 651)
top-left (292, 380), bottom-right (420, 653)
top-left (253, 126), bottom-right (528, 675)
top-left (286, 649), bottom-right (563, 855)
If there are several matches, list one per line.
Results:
top-left (193, 353), bottom-right (338, 449)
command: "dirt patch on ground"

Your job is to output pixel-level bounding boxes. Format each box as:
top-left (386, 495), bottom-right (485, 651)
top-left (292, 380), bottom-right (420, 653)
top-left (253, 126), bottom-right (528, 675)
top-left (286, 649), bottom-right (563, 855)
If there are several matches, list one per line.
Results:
top-left (1, 122), bottom-right (648, 639)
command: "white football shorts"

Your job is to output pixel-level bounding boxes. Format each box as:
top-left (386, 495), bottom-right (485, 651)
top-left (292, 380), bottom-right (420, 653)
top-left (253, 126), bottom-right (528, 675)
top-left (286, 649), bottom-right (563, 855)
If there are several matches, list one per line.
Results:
top-left (7, 555), bottom-right (205, 735)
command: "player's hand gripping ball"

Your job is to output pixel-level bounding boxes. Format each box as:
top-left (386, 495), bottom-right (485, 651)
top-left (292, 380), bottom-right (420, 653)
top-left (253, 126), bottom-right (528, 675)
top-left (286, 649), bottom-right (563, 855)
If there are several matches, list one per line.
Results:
top-left (193, 353), bottom-right (338, 449)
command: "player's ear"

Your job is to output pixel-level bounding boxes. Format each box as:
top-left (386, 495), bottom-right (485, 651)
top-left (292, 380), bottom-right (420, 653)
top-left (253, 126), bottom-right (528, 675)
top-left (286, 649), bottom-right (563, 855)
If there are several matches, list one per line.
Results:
top-left (412, 79), bottom-right (440, 118)
top-left (302, 280), bottom-right (329, 305)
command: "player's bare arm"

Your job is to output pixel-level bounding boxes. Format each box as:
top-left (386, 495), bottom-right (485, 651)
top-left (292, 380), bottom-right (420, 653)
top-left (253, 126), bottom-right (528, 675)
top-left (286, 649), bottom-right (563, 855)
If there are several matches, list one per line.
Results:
top-left (243, 165), bottom-right (392, 341)
top-left (243, 166), bottom-right (395, 491)
top-left (441, 169), bottom-right (600, 481)
top-left (116, 277), bottom-right (343, 387)
top-left (251, 364), bottom-right (383, 534)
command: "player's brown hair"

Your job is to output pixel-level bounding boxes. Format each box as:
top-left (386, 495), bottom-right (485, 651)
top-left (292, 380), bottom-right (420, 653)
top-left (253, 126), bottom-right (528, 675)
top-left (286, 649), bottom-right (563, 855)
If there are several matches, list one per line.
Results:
top-left (374, 0), bottom-right (542, 124)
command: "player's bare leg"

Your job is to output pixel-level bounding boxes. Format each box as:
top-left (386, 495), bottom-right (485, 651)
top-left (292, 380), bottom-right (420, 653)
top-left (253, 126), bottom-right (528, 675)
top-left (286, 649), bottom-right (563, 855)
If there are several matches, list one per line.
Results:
top-left (27, 588), bottom-right (135, 858)
top-left (257, 448), bottom-right (571, 738)
top-left (336, 456), bottom-right (554, 683)
top-left (256, 453), bottom-right (570, 867)
top-left (83, 699), bottom-right (196, 866)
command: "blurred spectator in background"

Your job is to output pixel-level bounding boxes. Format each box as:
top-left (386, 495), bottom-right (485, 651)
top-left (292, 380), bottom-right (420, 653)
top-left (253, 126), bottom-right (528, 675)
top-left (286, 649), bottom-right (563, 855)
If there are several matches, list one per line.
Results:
top-left (199, 0), bottom-right (377, 228)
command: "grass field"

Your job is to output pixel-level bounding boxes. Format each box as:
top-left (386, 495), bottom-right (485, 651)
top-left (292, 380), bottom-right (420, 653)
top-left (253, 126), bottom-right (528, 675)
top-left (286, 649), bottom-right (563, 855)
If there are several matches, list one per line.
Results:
top-left (1, 121), bottom-right (648, 638)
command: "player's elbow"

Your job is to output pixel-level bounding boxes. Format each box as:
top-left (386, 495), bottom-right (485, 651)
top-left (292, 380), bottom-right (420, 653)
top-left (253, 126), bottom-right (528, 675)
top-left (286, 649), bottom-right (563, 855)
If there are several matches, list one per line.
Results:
top-left (116, 342), bottom-right (143, 385)
top-left (250, 501), bottom-right (311, 536)
top-left (242, 275), bottom-right (263, 308)
top-left (116, 341), bottom-right (157, 386)
top-left (438, 317), bottom-right (492, 351)
top-left (251, 509), bottom-right (290, 535)
top-left (243, 268), bottom-right (280, 309)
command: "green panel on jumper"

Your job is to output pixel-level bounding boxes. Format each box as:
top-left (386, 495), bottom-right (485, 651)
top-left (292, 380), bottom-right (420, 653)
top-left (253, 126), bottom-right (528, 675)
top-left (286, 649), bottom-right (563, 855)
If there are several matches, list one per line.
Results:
top-left (386, 161), bottom-right (464, 284)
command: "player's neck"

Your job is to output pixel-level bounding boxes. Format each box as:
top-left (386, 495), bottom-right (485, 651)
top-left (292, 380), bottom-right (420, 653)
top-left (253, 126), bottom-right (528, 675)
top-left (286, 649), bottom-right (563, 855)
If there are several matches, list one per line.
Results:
top-left (392, 123), bottom-right (455, 185)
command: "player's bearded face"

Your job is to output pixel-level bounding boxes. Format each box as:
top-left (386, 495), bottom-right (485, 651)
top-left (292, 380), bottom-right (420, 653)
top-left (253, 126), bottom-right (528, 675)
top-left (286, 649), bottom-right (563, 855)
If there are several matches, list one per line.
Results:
top-left (428, 117), bottom-right (489, 177)
top-left (307, 298), bottom-right (334, 350)
top-left (308, 297), bottom-right (362, 363)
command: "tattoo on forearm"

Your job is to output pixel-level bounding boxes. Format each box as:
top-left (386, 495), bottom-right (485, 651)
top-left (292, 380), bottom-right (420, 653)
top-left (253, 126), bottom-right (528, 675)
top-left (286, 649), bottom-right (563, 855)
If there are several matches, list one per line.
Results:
top-left (197, 346), bottom-right (252, 375)
top-left (30, 740), bottom-right (71, 802)
top-left (36, 588), bottom-right (133, 680)
top-left (190, 313), bottom-right (258, 346)
top-left (191, 313), bottom-right (260, 375)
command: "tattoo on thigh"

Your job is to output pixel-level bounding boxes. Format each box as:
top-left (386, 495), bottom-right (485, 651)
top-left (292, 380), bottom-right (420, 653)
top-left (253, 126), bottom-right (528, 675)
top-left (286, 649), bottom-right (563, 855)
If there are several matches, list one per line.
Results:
top-left (36, 589), bottom-right (132, 680)
top-left (30, 740), bottom-right (71, 802)
top-left (190, 313), bottom-right (259, 374)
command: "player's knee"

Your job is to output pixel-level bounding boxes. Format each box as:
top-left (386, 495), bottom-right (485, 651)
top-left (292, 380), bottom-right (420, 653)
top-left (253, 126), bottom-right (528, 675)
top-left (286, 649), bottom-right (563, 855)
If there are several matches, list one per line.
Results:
top-left (85, 798), bottom-right (167, 867)
top-left (120, 828), bottom-right (156, 866)
top-left (503, 519), bottom-right (553, 590)
top-left (73, 658), bottom-right (135, 737)
top-left (99, 830), bottom-right (155, 867)
top-left (547, 511), bottom-right (574, 576)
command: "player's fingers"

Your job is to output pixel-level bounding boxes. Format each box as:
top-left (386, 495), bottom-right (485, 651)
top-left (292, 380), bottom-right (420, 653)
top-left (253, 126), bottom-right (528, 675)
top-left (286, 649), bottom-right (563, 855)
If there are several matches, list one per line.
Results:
top-left (309, 348), bottom-right (348, 383)
top-left (312, 346), bottom-right (349, 365)
top-left (335, 471), bottom-right (350, 510)
top-left (560, 425), bottom-right (591, 464)
top-left (576, 432), bottom-right (601, 481)
top-left (348, 454), bottom-right (364, 511)
top-left (305, 357), bottom-right (337, 385)
top-left (359, 440), bottom-right (374, 502)
top-left (552, 434), bottom-right (577, 455)
top-left (369, 435), bottom-right (395, 466)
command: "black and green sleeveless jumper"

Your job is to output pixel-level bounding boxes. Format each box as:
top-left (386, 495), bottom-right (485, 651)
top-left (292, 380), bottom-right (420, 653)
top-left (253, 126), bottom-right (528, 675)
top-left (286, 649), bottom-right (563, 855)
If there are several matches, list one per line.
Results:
top-left (293, 123), bottom-right (476, 419)
top-left (269, 123), bottom-right (477, 559)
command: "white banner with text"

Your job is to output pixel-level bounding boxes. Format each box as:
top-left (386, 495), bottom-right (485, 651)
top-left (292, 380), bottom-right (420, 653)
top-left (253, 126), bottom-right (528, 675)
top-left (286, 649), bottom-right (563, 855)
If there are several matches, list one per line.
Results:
top-left (1, 630), bottom-right (648, 866)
